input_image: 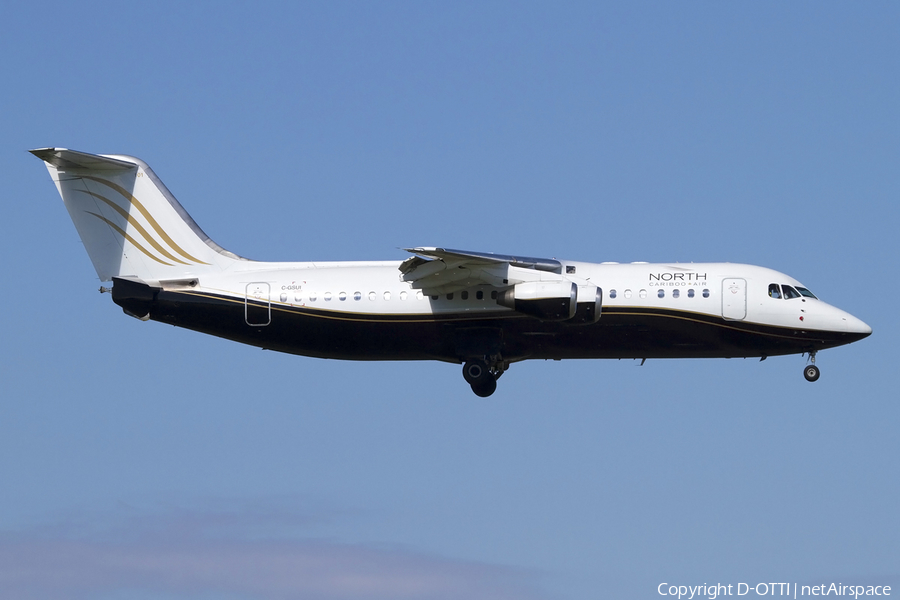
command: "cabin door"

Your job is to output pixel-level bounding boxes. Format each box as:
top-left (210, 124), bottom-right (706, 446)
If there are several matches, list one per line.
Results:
top-left (721, 278), bottom-right (747, 321)
top-left (245, 282), bottom-right (271, 326)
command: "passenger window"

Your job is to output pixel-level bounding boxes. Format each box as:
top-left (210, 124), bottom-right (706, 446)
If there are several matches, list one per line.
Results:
top-left (431, 295), bottom-right (438, 300)
top-left (416, 291), bottom-right (424, 300)
top-left (491, 291), bottom-right (498, 300)
top-left (338, 292), bottom-right (347, 301)
top-left (309, 292), bottom-right (317, 301)
top-left (639, 289), bottom-right (647, 299)
top-left (368, 291), bottom-right (376, 301)
top-left (657, 289), bottom-right (665, 298)
top-left (461, 291), bottom-right (469, 300)
top-left (324, 292), bottom-right (332, 301)
top-left (672, 289), bottom-right (679, 298)
top-left (384, 291), bottom-right (391, 301)
top-left (400, 291), bottom-right (408, 300)
top-left (768, 283), bottom-right (781, 299)
top-left (702, 289), bottom-right (710, 298)
top-left (624, 289), bottom-right (632, 299)
top-left (687, 289), bottom-right (694, 298)
top-left (447, 293), bottom-right (454, 300)
top-left (609, 289), bottom-right (617, 299)
top-left (476, 290), bottom-right (484, 300)
top-left (354, 292), bottom-right (361, 301)
top-left (782, 285), bottom-right (801, 300)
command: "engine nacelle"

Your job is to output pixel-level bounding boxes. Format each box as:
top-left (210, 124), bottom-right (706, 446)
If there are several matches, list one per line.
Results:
top-left (497, 281), bottom-right (577, 321)
top-left (570, 284), bottom-right (603, 324)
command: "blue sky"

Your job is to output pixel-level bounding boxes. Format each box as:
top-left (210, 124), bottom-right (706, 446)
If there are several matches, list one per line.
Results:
top-left (1, 2), bottom-right (897, 598)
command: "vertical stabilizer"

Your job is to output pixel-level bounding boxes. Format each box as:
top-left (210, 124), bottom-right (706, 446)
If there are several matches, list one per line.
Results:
top-left (31, 148), bottom-right (245, 282)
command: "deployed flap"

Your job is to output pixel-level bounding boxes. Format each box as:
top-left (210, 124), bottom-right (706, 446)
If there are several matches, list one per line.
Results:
top-left (400, 247), bottom-right (562, 295)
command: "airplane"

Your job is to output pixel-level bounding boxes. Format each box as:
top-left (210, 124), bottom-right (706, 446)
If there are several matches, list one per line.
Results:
top-left (32, 148), bottom-right (872, 397)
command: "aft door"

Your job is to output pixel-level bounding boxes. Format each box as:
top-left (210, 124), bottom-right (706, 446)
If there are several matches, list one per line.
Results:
top-left (721, 278), bottom-right (746, 321)
top-left (245, 282), bottom-right (271, 326)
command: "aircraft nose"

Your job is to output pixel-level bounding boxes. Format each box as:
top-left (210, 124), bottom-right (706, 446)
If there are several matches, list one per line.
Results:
top-left (848, 315), bottom-right (872, 337)
top-left (816, 303), bottom-right (872, 344)
top-left (841, 312), bottom-right (872, 340)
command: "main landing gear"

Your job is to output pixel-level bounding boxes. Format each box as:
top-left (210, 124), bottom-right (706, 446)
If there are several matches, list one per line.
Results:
top-left (462, 358), bottom-right (507, 397)
top-left (803, 351), bottom-right (820, 382)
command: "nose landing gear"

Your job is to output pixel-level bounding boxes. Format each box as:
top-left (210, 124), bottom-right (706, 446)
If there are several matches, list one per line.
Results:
top-left (462, 357), bottom-right (507, 397)
top-left (803, 351), bottom-right (820, 382)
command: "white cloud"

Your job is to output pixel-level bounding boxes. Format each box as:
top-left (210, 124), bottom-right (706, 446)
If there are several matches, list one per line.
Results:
top-left (0, 503), bottom-right (547, 600)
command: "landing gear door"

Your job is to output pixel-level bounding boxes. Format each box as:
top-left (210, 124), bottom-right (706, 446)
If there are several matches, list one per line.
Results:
top-left (245, 282), bottom-right (271, 326)
top-left (722, 278), bottom-right (746, 321)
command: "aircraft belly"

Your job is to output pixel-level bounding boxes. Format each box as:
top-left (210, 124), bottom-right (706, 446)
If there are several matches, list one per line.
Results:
top-left (150, 290), bottom-right (456, 361)
top-left (147, 291), bottom-right (859, 363)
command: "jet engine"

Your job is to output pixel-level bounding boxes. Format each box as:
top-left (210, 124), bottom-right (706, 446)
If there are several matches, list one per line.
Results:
top-left (497, 281), bottom-right (577, 321)
top-left (570, 284), bottom-right (603, 324)
top-left (497, 281), bottom-right (602, 324)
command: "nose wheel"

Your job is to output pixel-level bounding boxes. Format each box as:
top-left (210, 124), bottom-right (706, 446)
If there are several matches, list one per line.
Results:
top-left (803, 364), bottom-right (820, 382)
top-left (803, 351), bottom-right (820, 382)
top-left (462, 358), bottom-right (506, 397)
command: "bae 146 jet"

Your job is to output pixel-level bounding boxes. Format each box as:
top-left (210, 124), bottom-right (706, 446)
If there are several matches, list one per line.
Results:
top-left (32, 148), bottom-right (872, 396)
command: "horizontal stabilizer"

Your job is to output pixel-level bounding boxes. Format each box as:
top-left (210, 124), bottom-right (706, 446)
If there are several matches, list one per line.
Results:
top-left (29, 148), bottom-right (135, 172)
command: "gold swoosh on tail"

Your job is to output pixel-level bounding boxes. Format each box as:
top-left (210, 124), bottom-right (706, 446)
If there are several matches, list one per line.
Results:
top-left (86, 211), bottom-right (174, 266)
top-left (75, 189), bottom-right (191, 265)
top-left (81, 175), bottom-right (210, 265)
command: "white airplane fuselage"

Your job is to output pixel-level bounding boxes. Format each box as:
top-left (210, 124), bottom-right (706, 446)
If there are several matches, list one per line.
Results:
top-left (140, 260), bottom-right (869, 363)
top-left (32, 148), bottom-right (871, 396)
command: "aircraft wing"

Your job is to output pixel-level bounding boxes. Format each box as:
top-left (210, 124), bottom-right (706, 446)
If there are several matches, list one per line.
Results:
top-left (399, 247), bottom-right (562, 295)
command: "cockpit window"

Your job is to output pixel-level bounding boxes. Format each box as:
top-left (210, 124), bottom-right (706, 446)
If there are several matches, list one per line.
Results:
top-left (781, 285), bottom-right (802, 300)
top-left (796, 287), bottom-right (818, 299)
top-left (768, 283), bottom-right (781, 299)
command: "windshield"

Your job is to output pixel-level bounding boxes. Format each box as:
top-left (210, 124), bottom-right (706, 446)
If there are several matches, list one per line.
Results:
top-left (769, 282), bottom-right (819, 300)
top-left (782, 285), bottom-right (802, 299)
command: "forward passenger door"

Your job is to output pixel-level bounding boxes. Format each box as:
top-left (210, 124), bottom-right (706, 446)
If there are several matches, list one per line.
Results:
top-left (721, 278), bottom-right (747, 321)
